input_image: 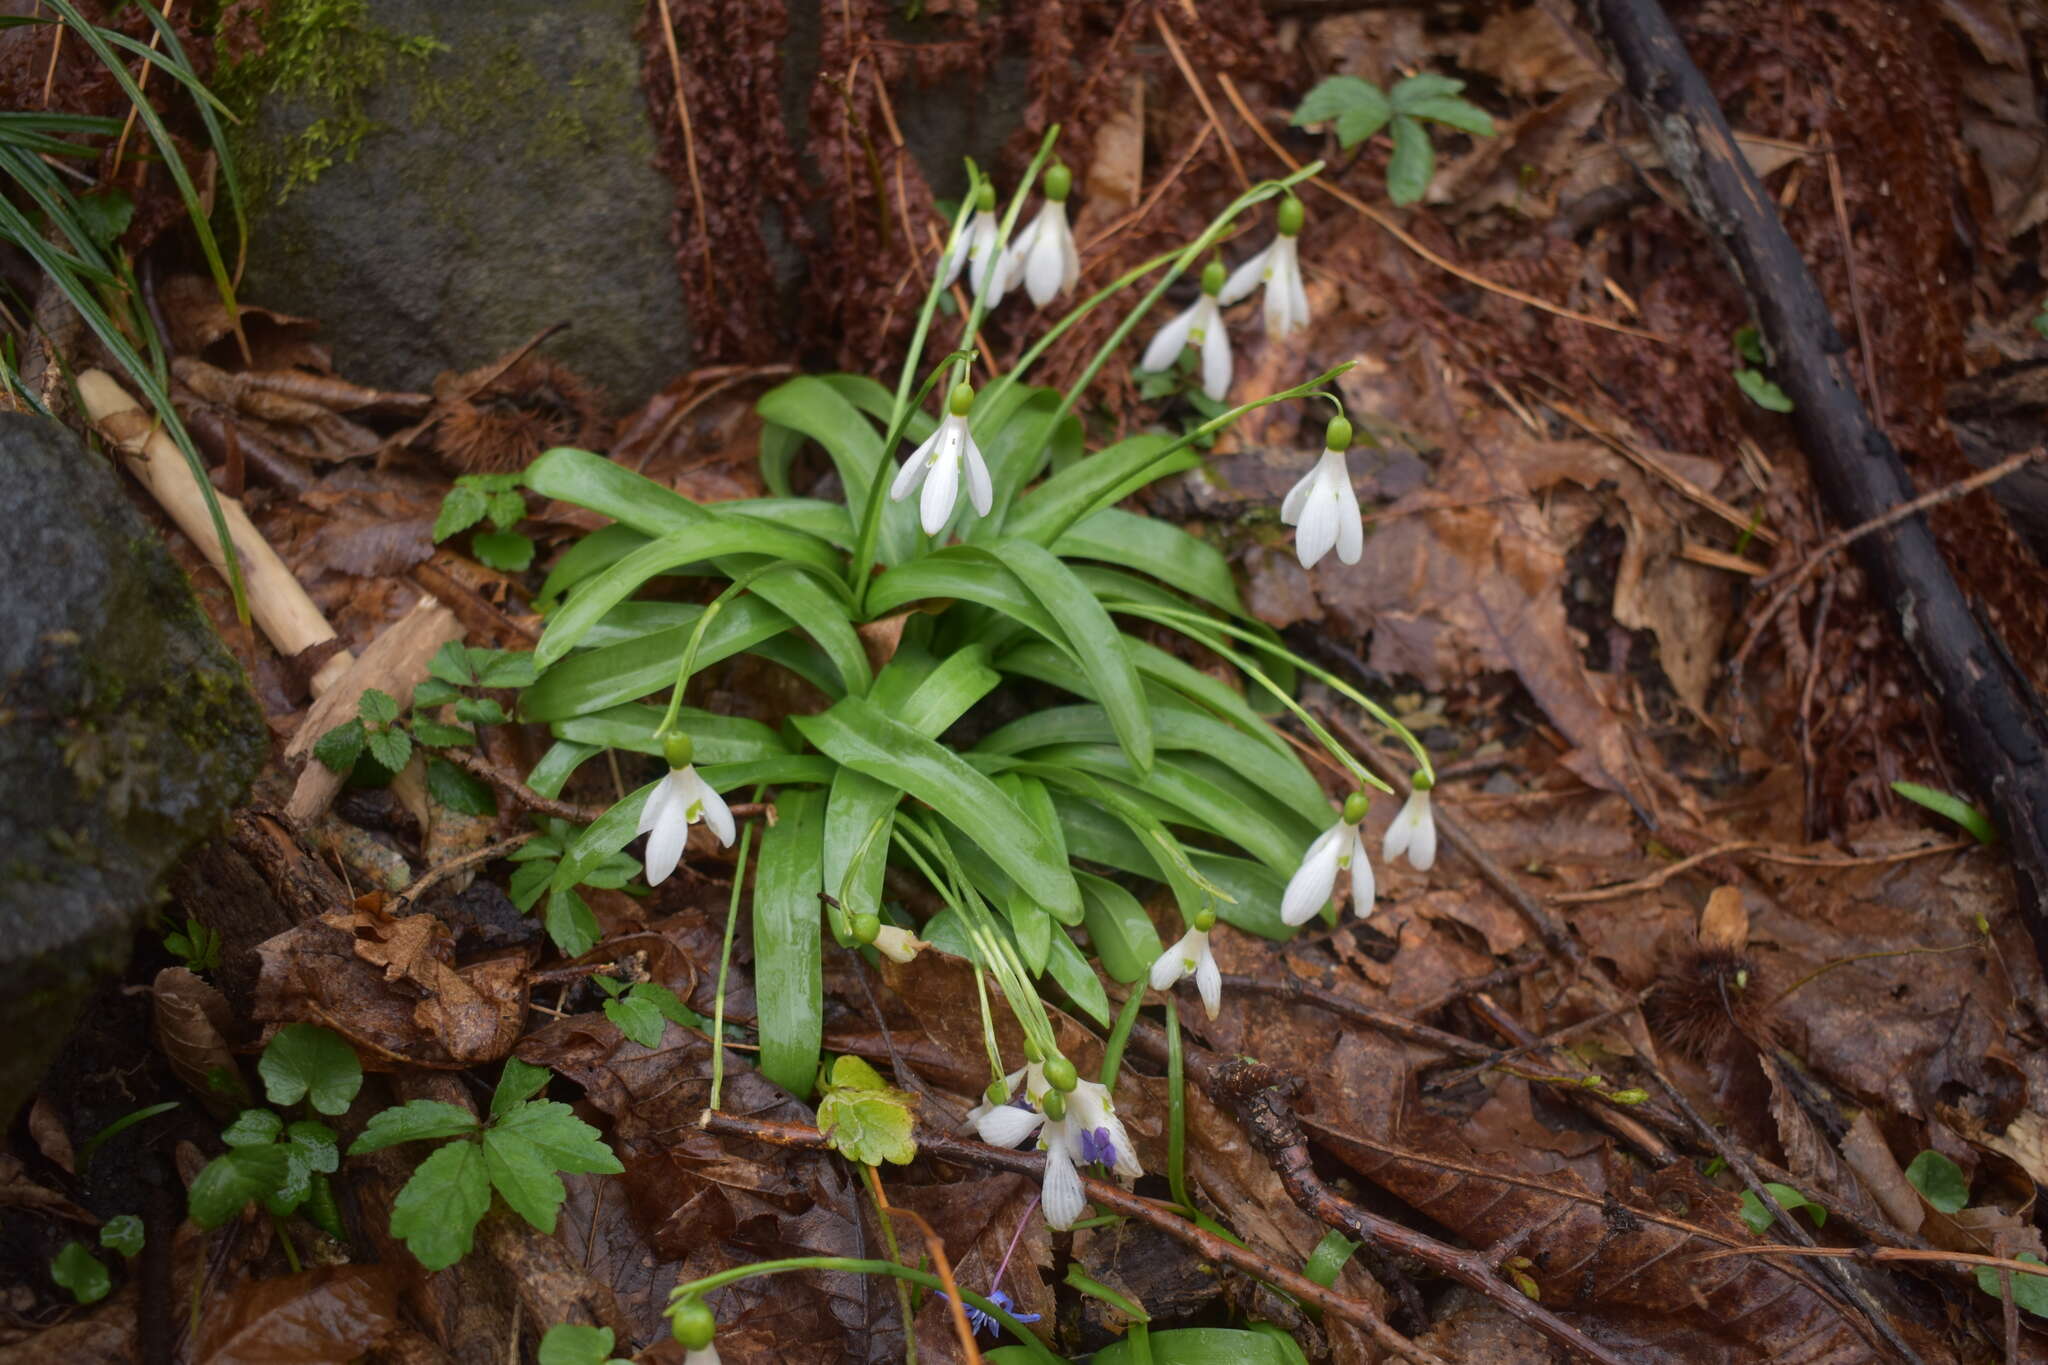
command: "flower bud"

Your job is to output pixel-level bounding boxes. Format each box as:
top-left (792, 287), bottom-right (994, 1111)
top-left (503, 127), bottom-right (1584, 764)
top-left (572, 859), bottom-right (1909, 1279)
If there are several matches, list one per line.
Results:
top-left (671, 1300), bottom-right (716, 1349)
top-left (1023, 1039), bottom-right (1044, 1063)
top-left (662, 732), bottom-right (695, 769)
top-left (1342, 791), bottom-right (1370, 825)
top-left (1200, 259), bottom-right (1226, 296)
top-left (1192, 907), bottom-right (1217, 932)
top-left (1040, 1088), bottom-right (1067, 1122)
top-left (1042, 1055), bottom-right (1078, 1092)
top-left (975, 182), bottom-right (996, 212)
top-left (985, 1078), bottom-right (1010, 1107)
top-left (1325, 415), bottom-right (1352, 453)
top-left (1277, 194), bottom-right (1305, 237)
top-left (948, 381), bottom-right (975, 418)
top-left (1044, 162), bottom-right (1073, 203)
top-left (852, 913), bottom-right (881, 944)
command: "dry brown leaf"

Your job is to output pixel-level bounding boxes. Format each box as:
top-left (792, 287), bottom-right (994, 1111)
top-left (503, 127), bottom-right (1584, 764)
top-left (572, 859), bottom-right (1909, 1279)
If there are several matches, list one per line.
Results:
top-left (26, 1096), bottom-right (74, 1174)
top-left (1081, 76), bottom-right (1144, 213)
top-left (1466, 6), bottom-right (1609, 96)
top-left (195, 1266), bottom-right (399, 1365)
top-left (1699, 887), bottom-right (1749, 955)
top-left (1839, 1111), bottom-right (1927, 1237)
top-left (1757, 1053), bottom-right (1900, 1240)
top-left (0, 1154), bottom-right (95, 1224)
top-left (153, 966), bottom-right (253, 1116)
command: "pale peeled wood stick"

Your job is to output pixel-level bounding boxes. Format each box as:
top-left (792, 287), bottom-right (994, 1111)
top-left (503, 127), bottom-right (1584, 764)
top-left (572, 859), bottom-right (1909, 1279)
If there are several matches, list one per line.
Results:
top-left (285, 596), bottom-right (463, 826)
top-left (75, 368), bottom-right (354, 696)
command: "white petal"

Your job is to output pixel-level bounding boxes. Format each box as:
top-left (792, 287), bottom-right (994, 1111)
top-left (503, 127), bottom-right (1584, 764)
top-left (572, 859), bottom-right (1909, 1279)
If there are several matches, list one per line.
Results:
top-left (1263, 240), bottom-right (1307, 335)
top-left (969, 214), bottom-right (1008, 307)
top-left (1041, 1139), bottom-right (1087, 1230)
top-left (1194, 945), bottom-right (1221, 1020)
top-left (1025, 228), bottom-right (1065, 307)
top-left (1281, 823), bottom-right (1344, 925)
top-left (1057, 212), bottom-right (1081, 295)
top-left (1408, 791), bottom-right (1438, 870)
top-left (962, 430), bottom-right (993, 517)
top-left (1198, 300), bottom-right (1232, 402)
top-left (1141, 302), bottom-right (1200, 374)
top-left (936, 226), bottom-right (967, 290)
top-left (681, 766), bottom-right (735, 847)
top-left (1349, 828), bottom-right (1377, 916)
top-left (1332, 452), bottom-right (1363, 565)
top-left (1294, 463), bottom-right (1341, 570)
top-left (1279, 461), bottom-right (1320, 526)
top-left (684, 1347), bottom-right (721, 1365)
top-left (1382, 798), bottom-right (1413, 864)
top-left (919, 429), bottom-right (962, 536)
top-left (1285, 262), bottom-right (1313, 335)
top-left (891, 426), bottom-right (940, 503)
top-left (1217, 239), bottom-right (1275, 305)
top-left (635, 775), bottom-right (675, 837)
top-left (643, 773), bottom-right (690, 886)
top-left (1101, 1115), bottom-right (1144, 1182)
top-left (1149, 930), bottom-right (1197, 991)
top-left (977, 1103), bottom-right (1046, 1148)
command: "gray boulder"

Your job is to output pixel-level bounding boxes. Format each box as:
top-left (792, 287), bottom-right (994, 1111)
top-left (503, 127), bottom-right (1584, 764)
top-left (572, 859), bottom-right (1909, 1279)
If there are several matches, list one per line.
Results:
top-left (0, 414), bottom-right (267, 1124)
top-left (233, 0), bottom-right (689, 408)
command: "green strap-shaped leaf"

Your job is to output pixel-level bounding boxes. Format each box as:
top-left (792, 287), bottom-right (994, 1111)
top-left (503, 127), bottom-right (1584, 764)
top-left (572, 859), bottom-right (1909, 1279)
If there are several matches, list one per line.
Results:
top-left (1051, 793), bottom-right (1292, 940)
top-left (521, 598), bottom-right (795, 722)
top-left (998, 637), bottom-right (1297, 765)
top-left (754, 787), bottom-right (826, 1096)
top-left (536, 523), bottom-right (650, 605)
top-left (1075, 872), bottom-right (1162, 985)
top-left (728, 498), bottom-right (857, 548)
top-left (995, 538), bottom-right (1153, 774)
top-left (757, 376), bottom-right (921, 566)
top-left (896, 642), bottom-right (1001, 736)
top-left (548, 704), bottom-right (789, 763)
top-left (795, 697), bottom-right (1083, 922)
top-left (1055, 508), bottom-right (1246, 619)
top-left (526, 740), bottom-right (601, 800)
top-left (1042, 924), bottom-right (1111, 1026)
top-left (1003, 433), bottom-right (1186, 546)
top-left (864, 548), bottom-right (1066, 645)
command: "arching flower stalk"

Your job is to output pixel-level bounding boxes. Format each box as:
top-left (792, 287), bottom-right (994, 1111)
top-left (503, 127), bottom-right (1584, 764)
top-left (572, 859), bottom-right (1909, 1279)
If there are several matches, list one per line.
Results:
top-left (1282, 790), bottom-right (1376, 925)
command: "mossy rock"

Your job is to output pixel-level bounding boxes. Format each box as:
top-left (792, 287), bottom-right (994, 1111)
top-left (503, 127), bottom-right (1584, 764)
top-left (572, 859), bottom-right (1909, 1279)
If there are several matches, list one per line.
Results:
top-left (0, 415), bottom-right (267, 1125)
top-left (228, 0), bottom-right (690, 408)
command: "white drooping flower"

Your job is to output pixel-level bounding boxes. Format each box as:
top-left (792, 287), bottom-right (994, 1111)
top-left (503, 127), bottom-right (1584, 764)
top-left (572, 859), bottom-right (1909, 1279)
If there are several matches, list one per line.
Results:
top-left (1281, 415), bottom-right (1362, 569)
top-left (1002, 161), bottom-right (1080, 307)
top-left (936, 182), bottom-right (1009, 307)
top-left (1149, 920), bottom-right (1221, 1019)
top-left (1383, 785), bottom-right (1438, 871)
top-left (683, 1348), bottom-right (720, 1365)
top-left (1217, 194), bottom-right (1311, 336)
top-left (1281, 793), bottom-right (1376, 925)
top-left (972, 1060), bottom-right (1141, 1230)
top-left (890, 382), bottom-right (993, 537)
top-left (872, 925), bottom-right (931, 964)
top-left (638, 744), bottom-right (735, 885)
top-left (1140, 259), bottom-right (1232, 402)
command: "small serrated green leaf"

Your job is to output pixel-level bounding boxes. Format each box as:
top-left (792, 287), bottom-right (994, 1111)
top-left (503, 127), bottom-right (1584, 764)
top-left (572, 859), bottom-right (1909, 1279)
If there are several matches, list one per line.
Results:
top-left (412, 719), bottom-right (475, 749)
top-left (480, 1127), bottom-right (568, 1232)
top-left (99, 1214), bottom-right (144, 1259)
top-left (413, 678), bottom-right (462, 708)
top-left (366, 726), bottom-right (413, 774)
top-left (473, 531), bottom-right (536, 573)
top-left (428, 640), bottom-right (478, 686)
top-left (1905, 1150), bottom-right (1970, 1213)
top-left (188, 1145), bottom-right (291, 1228)
top-left (602, 994), bottom-right (666, 1048)
top-left (427, 756), bottom-right (497, 815)
top-left (1386, 114), bottom-right (1435, 205)
top-left (1890, 781), bottom-right (1997, 845)
top-left (50, 1242), bottom-right (109, 1304)
top-left (1735, 367), bottom-right (1794, 412)
top-left (1733, 325), bottom-right (1765, 364)
top-left (1293, 75), bottom-right (1388, 143)
top-left (489, 1100), bottom-right (622, 1176)
top-left (390, 1138), bottom-right (491, 1270)
top-left (1400, 94), bottom-right (1494, 136)
top-left (454, 697), bottom-right (508, 725)
top-left (486, 487), bottom-right (527, 531)
top-left (492, 1058), bottom-right (554, 1117)
top-left (472, 650), bottom-right (539, 688)
top-left (634, 982), bottom-right (703, 1030)
top-left (824, 1054), bottom-right (888, 1092)
top-left (221, 1108), bottom-right (283, 1147)
top-left (1389, 72), bottom-right (1465, 107)
top-left (815, 1086), bottom-right (917, 1166)
top-left (358, 689), bottom-right (399, 725)
top-left (544, 885), bottom-right (601, 957)
top-left (434, 484), bottom-right (490, 541)
top-left (347, 1100), bottom-right (479, 1153)
top-left (312, 719), bottom-right (365, 774)
top-left (258, 1023), bottom-right (363, 1116)
top-left (509, 859), bottom-right (556, 911)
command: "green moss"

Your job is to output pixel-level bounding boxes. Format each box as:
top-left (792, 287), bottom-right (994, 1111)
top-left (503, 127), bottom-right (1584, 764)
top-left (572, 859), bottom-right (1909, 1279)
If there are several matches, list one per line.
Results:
top-left (215, 0), bottom-right (444, 202)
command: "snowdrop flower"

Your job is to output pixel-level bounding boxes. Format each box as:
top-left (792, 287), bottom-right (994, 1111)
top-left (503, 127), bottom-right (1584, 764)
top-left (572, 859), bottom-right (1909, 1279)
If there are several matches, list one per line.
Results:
top-left (1141, 259), bottom-right (1232, 402)
top-left (1218, 194), bottom-right (1311, 337)
top-left (936, 181), bottom-right (1009, 306)
top-left (1001, 161), bottom-right (1080, 307)
top-left (639, 734), bottom-right (734, 885)
top-left (871, 924), bottom-right (931, 964)
top-left (1383, 782), bottom-right (1438, 871)
top-left (972, 1056), bottom-right (1141, 1230)
top-left (890, 381), bottom-right (993, 537)
top-left (1149, 909), bottom-right (1221, 1019)
top-left (1282, 791), bottom-right (1376, 925)
top-left (1281, 414), bottom-right (1362, 570)
top-left (670, 1299), bottom-right (719, 1362)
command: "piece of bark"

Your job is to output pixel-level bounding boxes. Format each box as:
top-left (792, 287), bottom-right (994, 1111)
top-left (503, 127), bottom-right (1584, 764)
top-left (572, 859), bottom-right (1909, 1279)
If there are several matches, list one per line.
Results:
top-left (76, 368), bottom-right (354, 696)
top-left (1581, 0), bottom-right (2048, 972)
top-left (285, 596), bottom-right (462, 826)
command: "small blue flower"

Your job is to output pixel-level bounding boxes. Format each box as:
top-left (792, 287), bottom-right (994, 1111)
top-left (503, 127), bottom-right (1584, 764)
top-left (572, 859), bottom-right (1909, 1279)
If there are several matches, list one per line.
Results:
top-left (1078, 1125), bottom-right (1120, 1167)
top-left (938, 1288), bottom-right (1041, 1338)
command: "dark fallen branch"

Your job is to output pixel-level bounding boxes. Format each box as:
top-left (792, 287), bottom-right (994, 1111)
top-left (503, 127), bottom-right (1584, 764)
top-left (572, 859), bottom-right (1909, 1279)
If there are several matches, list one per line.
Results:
top-left (1579, 0), bottom-right (2048, 970)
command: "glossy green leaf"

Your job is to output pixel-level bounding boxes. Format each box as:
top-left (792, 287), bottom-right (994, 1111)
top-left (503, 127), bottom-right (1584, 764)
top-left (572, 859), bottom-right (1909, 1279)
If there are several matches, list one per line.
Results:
top-left (1976, 1252), bottom-right (2048, 1316)
top-left (896, 642), bottom-right (1001, 736)
top-left (1055, 508), bottom-right (1244, 617)
top-left (188, 1145), bottom-right (290, 1228)
top-left (1076, 872), bottom-right (1162, 985)
top-left (795, 698), bottom-right (1083, 921)
top-left (490, 1099), bottom-right (621, 1176)
top-left (50, 1242), bottom-right (108, 1305)
top-left (1051, 794), bottom-right (1292, 940)
top-left (1004, 432), bottom-right (1184, 546)
top-left (99, 1215), bottom-right (143, 1259)
top-left (390, 1139), bottom-right (491, 1270)
top-left (823, 769), bottom-right (896, 929)
top-left (756, 376), bottom-right (920, 564)
top-left (257, 1024), bottom-right (363, 1116)
top-left (1041, 924), bottom-right (1111, 1026)
top-left (521, 598), bottom-right (794, 722)
top-left (1737, 1182), bottom-right (1827, 1235)
top-left (729, 497), bottom-right (857, 547)
top-left (1891, 781), bottom-right (1996, 843)
top-left (526, 740), bottom-right (600, 800)
top-left (997, 538), bottom-right (1153, 774)
top-left (492, 1058), bottom-right (554, 1117)
top-left (348, 1100), bottom-right (481, 1153)
top-left (1090, 1328), bottom-right (1294, 1364)
top-left (536, 523), bottom-right (649, 606)
top-left (865, 548), bottom-right (1066, 645)
top-left (548, 704), bottom-right (788, 763)
top-left (1303, 1229), bottom-right (1360, 1287)
top-left (1905, 1150), bottom-right (1970, 1214)
top-left (754, 787), bottom-right (826, 1096)
top-left (538, 1324), bottom-right (621, 1365)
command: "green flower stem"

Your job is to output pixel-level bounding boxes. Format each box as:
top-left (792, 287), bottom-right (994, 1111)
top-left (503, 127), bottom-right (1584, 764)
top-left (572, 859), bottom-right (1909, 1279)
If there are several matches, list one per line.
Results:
top-left (706, 815), bottom-right (759, 1115)
top-left (848, 347), bottom-right (976, 611)
top-left (951, 128), bottom-right (1063, 394)
top-left (668, 1258), bottom-right (1061, 1363)
top-left (1053, 161), bottom-right (1325, 429)
top-left (1043, 363), bottom-right (1356, 547)
top-left (652, 563), bottom-right (802, 741)
top-left (1100, 988), bottom-right (1145, 1087)
top-left (1134, 603), bottom-right (1436, 783)
top-left (1165, 1005), bottom-right (1190, 1212)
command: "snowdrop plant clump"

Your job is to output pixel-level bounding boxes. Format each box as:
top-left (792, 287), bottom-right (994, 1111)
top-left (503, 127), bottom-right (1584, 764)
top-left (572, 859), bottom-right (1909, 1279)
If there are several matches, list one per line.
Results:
top-left (499, 130), bottom-right (1443, 1294)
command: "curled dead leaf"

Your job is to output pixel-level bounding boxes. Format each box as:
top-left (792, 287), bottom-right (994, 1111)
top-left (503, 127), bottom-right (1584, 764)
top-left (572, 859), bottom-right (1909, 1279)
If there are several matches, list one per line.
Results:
top-left (154, 966), bottom-right (252, 1116)
top-left (194, 1266), bottom-right (398, 1365)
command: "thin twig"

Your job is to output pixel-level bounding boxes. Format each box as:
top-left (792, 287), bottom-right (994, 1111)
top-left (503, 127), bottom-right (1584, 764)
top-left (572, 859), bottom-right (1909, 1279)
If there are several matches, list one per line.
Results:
top-left (867, 1166), bottom-right (981, 1364)
top-left (392, 832), bottom-right (536, 909)
top-left (697, 1111), bottom-right (1446, 1365)
top-left (1153, 11), bottom-right (1249, 190)
top-left (1823, 148), bottom-right (1882, 425)
top-left (652, 0), bottom-right (717, 305)
top-left (433, 747), bottom-right (769, 828)
top-left (1210, 70), bottom-right (1665, 343)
